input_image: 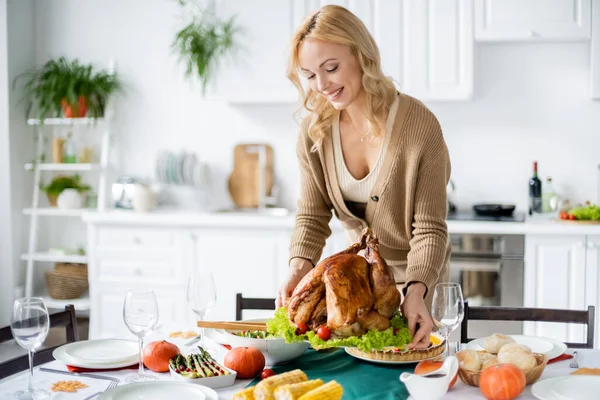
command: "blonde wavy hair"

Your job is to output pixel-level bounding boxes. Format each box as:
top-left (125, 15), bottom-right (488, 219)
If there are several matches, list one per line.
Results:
top-left (287, 5), bottom-right (397, 148)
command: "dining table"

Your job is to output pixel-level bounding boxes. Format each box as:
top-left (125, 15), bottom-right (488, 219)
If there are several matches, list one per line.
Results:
top-left (0, 326), bottom-right (597, 400)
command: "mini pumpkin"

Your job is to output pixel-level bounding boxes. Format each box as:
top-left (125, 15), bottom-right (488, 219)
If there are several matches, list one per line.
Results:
top-left (143, 340), bottom-right (180, 372)
top-left (479, 363), bottom-right (526, 400)
top-left (223, 347), bottom-right (265, 379)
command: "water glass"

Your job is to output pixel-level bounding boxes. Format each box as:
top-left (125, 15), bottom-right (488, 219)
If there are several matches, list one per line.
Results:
top-left (123, 289), bottom-right (159, 383)
top-left (187, 271), bottom-right (217, 347)
top-left (10, 297), bottom-right (50, 400)
top-left (431, 282), bottom-right (465, 358)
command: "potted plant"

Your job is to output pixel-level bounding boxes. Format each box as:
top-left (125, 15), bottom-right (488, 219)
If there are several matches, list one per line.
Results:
top-left (172, 0), bottom-right (242, 93)
top-left (15, 57), bottom-right (123, 120)
top-left (42, 175), bottom-right (91, 207)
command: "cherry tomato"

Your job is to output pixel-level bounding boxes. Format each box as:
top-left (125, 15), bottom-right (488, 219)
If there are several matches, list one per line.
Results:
top-left (296, 321), bottom-right (308, 335)
top-left (261, 369), bottom-right (275, 380)
top-left (569, 214), bottom-right (577, 220)
top-left (317, 326), bottom-right (331, 340)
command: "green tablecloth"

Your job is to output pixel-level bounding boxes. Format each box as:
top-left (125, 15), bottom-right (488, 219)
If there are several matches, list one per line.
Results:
top-left (248, 348), bottom-right (413, 399)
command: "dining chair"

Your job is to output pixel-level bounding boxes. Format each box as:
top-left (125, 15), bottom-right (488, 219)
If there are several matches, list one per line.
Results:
top-left (460, 301), bottom-right (595, 349)
top-left (0, 304), bottom-right (79, 379)
top-left (235, 293), bottom-right (275, 321)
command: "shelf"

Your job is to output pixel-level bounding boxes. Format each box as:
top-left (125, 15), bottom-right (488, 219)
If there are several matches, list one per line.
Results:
top-left (25, 163), bottom-right (101, 171)
top-left (21, 253), bottom-right (88, 263)
top-left (23, 208), bottom-right (89, 217)
top-left (41, 293), bottom-right (90, 311)
top-left (27, 117), bottom-right (103, 126)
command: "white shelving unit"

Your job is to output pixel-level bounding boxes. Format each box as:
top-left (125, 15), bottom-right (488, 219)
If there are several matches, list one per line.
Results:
top-left (23, 117), bottom-right (111, 312)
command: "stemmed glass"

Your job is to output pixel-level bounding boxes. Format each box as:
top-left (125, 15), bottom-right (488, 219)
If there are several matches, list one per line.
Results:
top-left (187, 271), bottom-right (217, 348)
top-left (431, 282), bottom-right (465, 358)
top-left (10, 297), bottom-right (50, 400)
top-left (123, 289), bottom-right (159, 383)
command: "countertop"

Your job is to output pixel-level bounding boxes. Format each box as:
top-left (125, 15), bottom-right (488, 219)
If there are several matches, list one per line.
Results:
top-left (81, 208), bottom-right (600, 235)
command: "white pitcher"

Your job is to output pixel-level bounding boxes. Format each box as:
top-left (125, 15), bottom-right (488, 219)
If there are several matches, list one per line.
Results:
top-left (400, 356), bottom-right (459, 400)
top-left (132, 183), bottom-right (156, 213)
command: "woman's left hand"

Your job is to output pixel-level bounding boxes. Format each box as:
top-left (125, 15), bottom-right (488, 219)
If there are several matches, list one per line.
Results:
top-left (401, 282), bottom-right (434, 349)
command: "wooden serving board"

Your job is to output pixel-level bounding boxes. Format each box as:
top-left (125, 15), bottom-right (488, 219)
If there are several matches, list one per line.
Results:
top-left (557, 219), bottom-right (600, 225)
top-left (227, 143), bottom-right (274, 208)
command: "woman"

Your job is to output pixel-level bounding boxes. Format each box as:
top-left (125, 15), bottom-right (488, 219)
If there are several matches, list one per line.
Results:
top-left (275, 5), bottom-right (452, 350)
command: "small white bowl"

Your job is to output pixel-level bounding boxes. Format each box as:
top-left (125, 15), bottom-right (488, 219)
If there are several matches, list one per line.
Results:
top-left (217, 330), bottom-right (309, 366)
top-left (169, 363), bottom-right (237, 389)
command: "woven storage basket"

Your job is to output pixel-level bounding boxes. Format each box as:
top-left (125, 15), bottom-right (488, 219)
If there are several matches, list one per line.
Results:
top-left (45, 264), bottom-right (88, 300)
top-left (54, 262), bottom-right (88, 277)
top-left (458, 352), bottom-right (548, 387)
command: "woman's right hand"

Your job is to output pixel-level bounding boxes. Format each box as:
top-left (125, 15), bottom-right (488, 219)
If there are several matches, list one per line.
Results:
top-left (275, 257), bottom-right (313, 308)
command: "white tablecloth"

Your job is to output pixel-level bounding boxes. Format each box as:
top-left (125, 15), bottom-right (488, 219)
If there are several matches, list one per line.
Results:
top-left (0, 334), bottom-right (595, 399)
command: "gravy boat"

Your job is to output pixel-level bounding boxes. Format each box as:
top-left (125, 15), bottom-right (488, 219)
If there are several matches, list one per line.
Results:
top-left (400, 356), bottom-right (458, 400)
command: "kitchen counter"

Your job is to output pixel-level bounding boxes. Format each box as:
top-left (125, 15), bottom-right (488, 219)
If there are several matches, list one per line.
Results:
top-left (81, 209), bottom-right (600, 235)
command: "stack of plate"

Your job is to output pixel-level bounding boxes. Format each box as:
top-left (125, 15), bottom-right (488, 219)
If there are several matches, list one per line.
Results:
top-left (98, 382), bottom-right (218, 400)
top-left (53, 339), bottom-right (140, 369)
top-left (532, 375), bottom-right (600, 400)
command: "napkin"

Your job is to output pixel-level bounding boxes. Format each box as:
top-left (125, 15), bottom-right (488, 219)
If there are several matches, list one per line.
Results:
top-left (66, 363), bottom-right (138, 373)
top-left (548, 353), bottom-right (573, 365)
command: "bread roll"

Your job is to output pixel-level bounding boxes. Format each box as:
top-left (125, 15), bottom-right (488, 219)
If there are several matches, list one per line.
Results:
top-left (456, 349), bottom-right (481, 371)
top-left (483, 333), bottom-right (516, 354)
top-left (482, 355), bottom-right (499, 370)
top-left (497, 343), bottom-right (536, 370)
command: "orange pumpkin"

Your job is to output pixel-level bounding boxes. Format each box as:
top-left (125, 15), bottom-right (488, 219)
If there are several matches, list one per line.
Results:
top-left (479, 363), bottom-right (526, 400)
top-left (414, 360), bottom-right (458, 389)
top-left (143, 340), bottom-right (180, 372)
top-left (224, 347), bottom-right (265, 379)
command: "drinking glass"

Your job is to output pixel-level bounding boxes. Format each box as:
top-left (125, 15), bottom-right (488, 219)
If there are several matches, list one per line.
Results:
top-left (10, 297), bottom-right (50, 400)
top-left (187, 271), bottom-right (217, 347)
top-left (431, 282), bottom-right (465, 358)
top-left (123, 289), bottom-right (159, 383)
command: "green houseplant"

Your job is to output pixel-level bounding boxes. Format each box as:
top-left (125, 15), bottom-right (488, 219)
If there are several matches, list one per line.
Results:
top-left (42, 175), bottom-right (91, 207)
top-left (172, 0), bottom-right (242, 93)
top-left (16, 57), bottom-right (123, 120)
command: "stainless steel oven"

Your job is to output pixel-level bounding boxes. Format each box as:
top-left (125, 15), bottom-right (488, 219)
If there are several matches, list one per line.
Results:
top-left (448, 233), bottom-right (525, 339)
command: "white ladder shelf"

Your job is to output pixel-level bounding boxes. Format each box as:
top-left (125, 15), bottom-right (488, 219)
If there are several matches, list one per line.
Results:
top-left (23, 117), bottom-right (110, 311)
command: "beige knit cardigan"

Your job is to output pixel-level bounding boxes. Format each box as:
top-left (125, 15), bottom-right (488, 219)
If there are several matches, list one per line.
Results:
top-left (288, 92), bottom-right (452, 294)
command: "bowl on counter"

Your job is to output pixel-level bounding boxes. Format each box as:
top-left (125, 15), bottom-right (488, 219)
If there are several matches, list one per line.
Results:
top-left (206, 324), bottom-right (309, 366)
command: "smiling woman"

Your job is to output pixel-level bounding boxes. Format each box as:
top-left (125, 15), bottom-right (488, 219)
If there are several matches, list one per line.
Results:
top-left (276, 4), bottom-right (454, 351)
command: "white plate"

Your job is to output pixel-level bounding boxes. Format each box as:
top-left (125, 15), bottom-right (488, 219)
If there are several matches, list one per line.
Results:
top-left (344, 347), bottom-right (438, 365)
top-left (98, 382), bottom-right (218, 400)
top-left (63, 339), bottom-right (139, 365)
top-left (169, 362), bottom-right (237, 389)
top-left (532, 376), bottom-right (600, 400)
top-left (53, 341), bottom-right (139, 369)
top-left (466, 335), bottom-right (566, 359)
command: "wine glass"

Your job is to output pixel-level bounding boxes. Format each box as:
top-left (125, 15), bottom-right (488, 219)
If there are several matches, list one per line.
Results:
top-left (187, 271), bottom-right (217, 348)
top-left (123, 289), bottom-right (159, 383)
top-left (10, 297), bottom-right (50, 400)
top-left (431, 282), bottom-right (465, 359)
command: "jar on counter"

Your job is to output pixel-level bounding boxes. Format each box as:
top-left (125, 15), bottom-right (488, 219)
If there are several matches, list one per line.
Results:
top-left (542, 177), bottom-right (558, 213)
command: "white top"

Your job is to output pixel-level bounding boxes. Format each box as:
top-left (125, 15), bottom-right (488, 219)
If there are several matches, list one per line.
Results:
top-left (331, 99), bottom-right (399, 203)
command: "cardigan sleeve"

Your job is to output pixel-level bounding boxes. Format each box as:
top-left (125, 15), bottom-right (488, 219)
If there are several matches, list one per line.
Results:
top-left (288, 129), bottom-right (333, 266)
top-left (404, 127), bottom-right (451, 297)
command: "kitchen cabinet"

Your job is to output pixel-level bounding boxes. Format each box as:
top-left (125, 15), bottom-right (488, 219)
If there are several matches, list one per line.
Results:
top-left (474, 0), bottom-right (592, 42)
top-left (207, 0), bottom-right (474, 103)
top-left (523, 234), bottom-right (598, 346)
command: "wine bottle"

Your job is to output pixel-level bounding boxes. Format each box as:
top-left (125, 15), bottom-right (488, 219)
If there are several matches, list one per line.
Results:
top-left (529, 161), bottom-right (542, 214)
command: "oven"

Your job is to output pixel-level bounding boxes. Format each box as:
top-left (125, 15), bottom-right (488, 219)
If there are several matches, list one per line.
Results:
top-left (448, 233), bottom-right (525, 339)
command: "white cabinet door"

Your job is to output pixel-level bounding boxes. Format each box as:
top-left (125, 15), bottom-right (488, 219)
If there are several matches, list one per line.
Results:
top-left (585, 235), bottom-right (600, 347)
top-left (474, 0), bottom-right (592, 41)
top-left (205, 0), bottom-right (307, 103)
top-left (191, 229), bottom-right (285, 321)
top-left (402, 0), bottom-right (474, 101)
top-left (524, 235), bottom-right (587, 343)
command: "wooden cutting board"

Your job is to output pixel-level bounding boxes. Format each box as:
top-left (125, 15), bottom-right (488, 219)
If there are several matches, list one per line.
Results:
top-left (228, 143), bottom-right (274, 208)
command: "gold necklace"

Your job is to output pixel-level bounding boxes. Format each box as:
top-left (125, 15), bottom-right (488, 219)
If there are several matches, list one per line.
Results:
top-left (346, 114), bottom-right (373, 143)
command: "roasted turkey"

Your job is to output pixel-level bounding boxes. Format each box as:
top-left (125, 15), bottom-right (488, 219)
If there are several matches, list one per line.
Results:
top-left (287, 228), bottom-right (401, 338)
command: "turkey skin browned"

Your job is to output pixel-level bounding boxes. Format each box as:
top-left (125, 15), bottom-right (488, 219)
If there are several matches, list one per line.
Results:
top-left (287, 228), bottom-right (401, 338)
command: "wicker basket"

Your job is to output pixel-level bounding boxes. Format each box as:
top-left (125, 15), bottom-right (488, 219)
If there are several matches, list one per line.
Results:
top-left (45, 263), bottom-right (88, 300)
top-left (458, 352), bottom-right (548, 387)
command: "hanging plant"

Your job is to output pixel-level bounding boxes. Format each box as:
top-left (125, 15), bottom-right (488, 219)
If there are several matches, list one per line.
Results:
top-left (172, 0), bottom-right (242, 94)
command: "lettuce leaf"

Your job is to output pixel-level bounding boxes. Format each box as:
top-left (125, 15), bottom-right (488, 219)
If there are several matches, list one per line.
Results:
top-left (266, 307), bottom-right (413, 353)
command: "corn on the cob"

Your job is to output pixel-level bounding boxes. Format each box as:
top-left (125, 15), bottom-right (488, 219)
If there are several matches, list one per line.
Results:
top-left (254, 369), bottom-right (308, 400)
top-left (273, 379), bottom-right (324, 400)
top-left (297, 380), bottom-right (343, 400)
top-left (233, 386), bottom-right (256, 400)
